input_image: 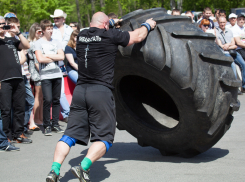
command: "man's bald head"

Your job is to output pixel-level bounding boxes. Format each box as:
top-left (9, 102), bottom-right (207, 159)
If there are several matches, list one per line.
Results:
top-left (90, 12), bottom-right (109, 30)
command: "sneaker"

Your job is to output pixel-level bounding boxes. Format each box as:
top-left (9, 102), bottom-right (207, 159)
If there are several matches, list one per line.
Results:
top-left (14, 133), bottom-right (32, 144)
top-left (46, 170), bottom-right (59, 182)
top-left (52, 126), bottom-right (64, 133)
top-left (0, 145), bottom-right (20, 152)
top-left (8, 138), bottom-right (16, 146)
top-left (71, 165), bottom-right (91, 182)
top-left (24, 129), bottom-right (34, 135)
top-left (44, 126), bottom-right (52, 136)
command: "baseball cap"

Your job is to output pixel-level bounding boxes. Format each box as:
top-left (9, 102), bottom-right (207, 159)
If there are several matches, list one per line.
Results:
top-left (4, 12), bottom-right (17, 18)
top-left (229, 13), bottom-right (237, 19)
top-left (237, 13), bottom-right (245, 18)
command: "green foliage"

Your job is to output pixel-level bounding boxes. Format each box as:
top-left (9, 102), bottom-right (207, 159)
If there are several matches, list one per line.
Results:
top-left (1, 0), bottom-right (245, 31)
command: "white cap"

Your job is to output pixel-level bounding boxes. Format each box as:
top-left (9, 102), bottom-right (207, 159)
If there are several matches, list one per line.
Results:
top-left (181, 13), bottom-right (186, 16)
top-left (229, 13), bottom-right (237, 19)
top-left (50, 9), bottom-right (67, 19)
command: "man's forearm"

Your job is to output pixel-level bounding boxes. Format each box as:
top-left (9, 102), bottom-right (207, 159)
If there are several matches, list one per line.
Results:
top-left (45, 54), bottom-right (64, 61)
top-left (18, 34), bottom-right (30, 49)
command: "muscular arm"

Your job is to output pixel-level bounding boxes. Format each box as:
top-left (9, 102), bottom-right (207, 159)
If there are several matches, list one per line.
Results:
top-left (45, 49), bottom-right (64, 61)
top-left (66, 54), bottom-right (78, 70)
top-left (127, 18), bottom-right (156, 47)
top-left (234, 36), bottom-right (245, 48)
top-left (35, 50), bottom-right (53, 64)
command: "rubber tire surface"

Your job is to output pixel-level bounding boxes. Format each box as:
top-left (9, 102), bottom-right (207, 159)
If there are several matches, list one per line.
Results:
top-left (113, 8), bottom-right (241, 157)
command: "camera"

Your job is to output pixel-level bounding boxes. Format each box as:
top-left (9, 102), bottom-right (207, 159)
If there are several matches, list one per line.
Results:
top-left (3, 25), bottom-right (10, 30)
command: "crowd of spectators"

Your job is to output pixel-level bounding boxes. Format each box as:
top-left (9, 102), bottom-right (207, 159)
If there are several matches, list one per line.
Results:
top-left (171, 7), bottom-right (245, 95)
top-left (0, 7), bottom-right (245, 152)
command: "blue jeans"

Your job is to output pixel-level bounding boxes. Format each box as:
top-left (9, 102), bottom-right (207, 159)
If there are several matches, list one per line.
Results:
top-left (60, 76), bottom-right (70, 119)
top-left (24, 76), bottom-right (34, 131)
top-left (0, 111), bottom-right (9, 150)
top-left (68, 70), bottom-right (78, 84)
top-left (225, 53), bottom-right (245, 89)
top-left (224, 54), bottom-right (237, 79)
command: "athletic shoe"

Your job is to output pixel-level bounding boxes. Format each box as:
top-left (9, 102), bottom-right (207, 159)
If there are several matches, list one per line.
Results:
top-left (8, 138), bottom-right (16, 146)
top-left (44, 126), bottom-right (52, 136)
top-left (71, 165), bottom-right (91, 182)
top-left (24, 129), bottom-right (34, 135)
top-left (52, 126), bottom-right (64, 133)
top-left (0, 145), bottom-right (20, 152)
top-left (13, 133), bottom-right (32, 144)
top-left (46, 170), bottom-right (59, 182)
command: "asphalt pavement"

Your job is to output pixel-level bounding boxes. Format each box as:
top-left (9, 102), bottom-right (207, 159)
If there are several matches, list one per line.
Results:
top-left (0, 95), bottom-right (245, 182)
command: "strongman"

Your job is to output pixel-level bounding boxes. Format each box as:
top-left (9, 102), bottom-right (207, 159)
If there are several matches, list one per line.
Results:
top-left (46, 12), bottom-right (156, 182)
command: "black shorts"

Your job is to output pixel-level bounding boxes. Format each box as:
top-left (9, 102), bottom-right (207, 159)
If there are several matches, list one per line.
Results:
top-left (64, 84), bottom-right (116, 145)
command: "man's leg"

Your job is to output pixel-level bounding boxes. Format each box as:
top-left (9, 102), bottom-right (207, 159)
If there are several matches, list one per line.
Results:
top-left (234, 52), bottom-right (245, 90)
top-left (0, 80), bottom-right (13, 140)
top-left (51, 78), bottom-right (63, 132)
top-left (41, 79), bottom-right (53, 130)
top-left (23, 75), bottom-right (35, 132)
top-left (60, 76), bottom-right (70, 120)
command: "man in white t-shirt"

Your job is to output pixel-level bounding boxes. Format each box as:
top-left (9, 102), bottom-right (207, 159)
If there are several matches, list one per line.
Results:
top-left (226, 13), bottom-right (237, 29)
top-left (34, 19), bottom-right (65, 135)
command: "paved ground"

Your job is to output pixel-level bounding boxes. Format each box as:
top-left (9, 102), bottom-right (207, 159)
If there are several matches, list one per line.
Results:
top-left (0, 95), bottom-right (245, 182)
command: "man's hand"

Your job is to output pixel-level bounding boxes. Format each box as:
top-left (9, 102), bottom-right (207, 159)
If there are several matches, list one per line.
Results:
top-left (222, 44), bottom-right (230, 51)
top-left (146, 18), bottom-right (157, 30)
top-left (8, 23), bottom-right (20, 35)
top-left (113, 19), bottom-right (123, 28)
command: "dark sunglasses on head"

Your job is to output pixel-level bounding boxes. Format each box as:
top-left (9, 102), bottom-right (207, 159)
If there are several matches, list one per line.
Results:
top-left (203, 24), bottom-right (209, 28)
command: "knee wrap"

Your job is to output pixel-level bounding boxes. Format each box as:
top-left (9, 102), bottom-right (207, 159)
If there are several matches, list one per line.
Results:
top-left (100, 140), bottom-right (112, 152)
top-left (59, 135), bottom-right (77, 148)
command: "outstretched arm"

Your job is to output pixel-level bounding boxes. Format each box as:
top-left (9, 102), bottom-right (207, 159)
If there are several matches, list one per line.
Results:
top-left (127, 18), bottom-right (156, 46)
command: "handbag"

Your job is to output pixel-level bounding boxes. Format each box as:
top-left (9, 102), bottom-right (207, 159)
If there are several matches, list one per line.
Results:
top-left (219, 28), bottom-right (237, 57)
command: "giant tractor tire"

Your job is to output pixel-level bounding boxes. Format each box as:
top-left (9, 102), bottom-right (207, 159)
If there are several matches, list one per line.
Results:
top-left (113, 8), bottom-right (241, 157)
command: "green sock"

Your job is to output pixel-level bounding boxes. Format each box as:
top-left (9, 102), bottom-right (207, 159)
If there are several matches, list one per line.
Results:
top-left (51, 162), bottom-right (61, 175)
top-left (81, 157), bottom-right (92, 171)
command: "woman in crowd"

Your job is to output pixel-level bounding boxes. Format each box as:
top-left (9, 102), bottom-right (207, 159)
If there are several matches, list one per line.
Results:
top-left (199, 19), bottom-right (211, 32)
top-left (65, 29), bottom-right (79, 84)
top-left (28, 23), bottom-right (43, 127)
top-left (69, 22), bottom-right (80, 31)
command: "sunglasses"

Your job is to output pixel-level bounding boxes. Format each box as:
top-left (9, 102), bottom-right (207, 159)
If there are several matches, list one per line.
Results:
top-left (70, 25), bottom-right (75, 27)
top-left (0, 23), bottom-right (5, 25)
top-left (53, 17), bottom-right (61, 20)
top-left (203, 25), bottom-right (209, 28)
top-left (36, 30), bottom-right (42, 34)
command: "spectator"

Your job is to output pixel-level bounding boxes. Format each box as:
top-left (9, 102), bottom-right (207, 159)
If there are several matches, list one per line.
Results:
top-left (50, 9), bottom-right (72, 123)
top-left (6, 17), bottom-right (36, 136)
top-left (226, 13), bottom-right (237, 29)
top-left (69, 22), bottom-right (80, 31)
top-left (28, 23), bottom-right (43, 127)
top-left (197, 13), bottom-right (203, 21)
top-left (232, 14), bottom-right (245, 93)
top-left (197, 7), bottom-right (215, 29)
top-left (108, 12), bottom-right (118, 19)
top-left (216, 16), bottom-right (245, 95)
top-left (34, 19), bottom-right (64, 135)
top-left (214, 9), bottom-right (230, 28)
top-left (65, 29), bottom-right (79, 84)
top-left (0, 16), bottom-right (31, 143)
top-left (199, 19), bottom-right (210, 33)
top-left (185, 11), bottom-right (195, 23)
top-left (172, 9), bottom-right (181, 16)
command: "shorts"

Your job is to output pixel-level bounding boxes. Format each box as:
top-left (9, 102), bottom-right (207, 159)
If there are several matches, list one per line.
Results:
top-left (34, 80), bottom-right (41, 86)
top-left (64, 84), bottom-right (116, 145)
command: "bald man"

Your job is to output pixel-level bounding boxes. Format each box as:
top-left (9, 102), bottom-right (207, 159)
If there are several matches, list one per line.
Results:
top-left (46, 12), bottom-right (156, 182)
